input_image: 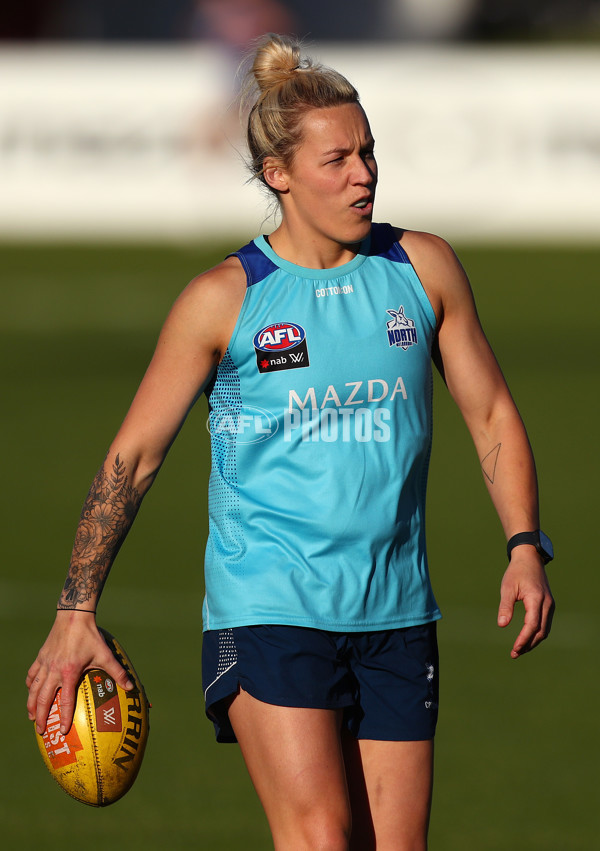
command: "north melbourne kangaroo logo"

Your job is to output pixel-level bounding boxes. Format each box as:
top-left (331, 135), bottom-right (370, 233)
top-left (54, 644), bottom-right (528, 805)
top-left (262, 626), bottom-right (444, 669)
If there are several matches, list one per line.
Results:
top-left (386, 306), bottom-right (418, 351)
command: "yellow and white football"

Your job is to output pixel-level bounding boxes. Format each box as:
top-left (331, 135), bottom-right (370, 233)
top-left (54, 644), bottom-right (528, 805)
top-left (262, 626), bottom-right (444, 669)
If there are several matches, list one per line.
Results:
top-left (35, 628), bottom-right (150, 807)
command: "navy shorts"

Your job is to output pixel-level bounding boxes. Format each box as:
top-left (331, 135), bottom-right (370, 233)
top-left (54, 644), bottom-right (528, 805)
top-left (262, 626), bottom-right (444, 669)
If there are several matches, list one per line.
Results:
top-left (202, 623), bottom-right (439, 743)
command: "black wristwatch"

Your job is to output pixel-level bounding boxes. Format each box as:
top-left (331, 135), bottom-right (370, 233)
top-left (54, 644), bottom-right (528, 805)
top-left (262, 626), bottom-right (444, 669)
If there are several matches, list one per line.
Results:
top-left (506, 530), bottom-right (554, 565)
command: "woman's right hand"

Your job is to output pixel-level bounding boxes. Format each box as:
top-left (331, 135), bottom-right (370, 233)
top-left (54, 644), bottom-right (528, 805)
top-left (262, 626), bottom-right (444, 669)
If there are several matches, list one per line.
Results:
top-left (26, 610), bottom-right (133, 735)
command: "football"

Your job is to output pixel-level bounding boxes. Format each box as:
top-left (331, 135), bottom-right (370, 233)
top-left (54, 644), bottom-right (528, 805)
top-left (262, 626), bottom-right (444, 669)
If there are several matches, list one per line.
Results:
top-left (35, 627), bottom-right (150, 807)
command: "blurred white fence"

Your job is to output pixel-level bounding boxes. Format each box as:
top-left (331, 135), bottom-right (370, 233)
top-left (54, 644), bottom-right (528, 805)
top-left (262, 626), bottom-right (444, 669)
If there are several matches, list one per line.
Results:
top-left (1, 44), bottom-right (599, 242)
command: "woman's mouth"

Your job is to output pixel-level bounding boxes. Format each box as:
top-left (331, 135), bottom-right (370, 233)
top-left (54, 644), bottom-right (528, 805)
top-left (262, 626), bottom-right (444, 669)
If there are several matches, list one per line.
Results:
top-left (351, 199), bottom-right (373, 214)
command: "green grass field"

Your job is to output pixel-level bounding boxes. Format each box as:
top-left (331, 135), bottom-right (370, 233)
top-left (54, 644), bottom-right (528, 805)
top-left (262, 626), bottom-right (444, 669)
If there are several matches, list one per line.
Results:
top-left (2, 241), bottom-right (597, 849)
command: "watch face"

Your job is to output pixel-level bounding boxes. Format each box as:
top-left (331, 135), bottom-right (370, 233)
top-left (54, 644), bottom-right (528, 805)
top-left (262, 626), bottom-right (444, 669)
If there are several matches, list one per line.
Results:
top-left (539, 530), bottom-right (554, 560)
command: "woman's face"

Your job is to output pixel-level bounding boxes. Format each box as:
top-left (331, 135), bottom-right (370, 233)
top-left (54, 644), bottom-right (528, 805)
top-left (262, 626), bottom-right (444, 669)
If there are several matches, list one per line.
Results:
top-left (273, 102), bottom-right (378, 254)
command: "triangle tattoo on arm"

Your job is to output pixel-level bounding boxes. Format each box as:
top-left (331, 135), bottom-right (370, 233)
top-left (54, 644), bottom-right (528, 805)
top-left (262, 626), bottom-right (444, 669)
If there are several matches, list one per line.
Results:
top-left (481, 443), bottom-right (501, 484)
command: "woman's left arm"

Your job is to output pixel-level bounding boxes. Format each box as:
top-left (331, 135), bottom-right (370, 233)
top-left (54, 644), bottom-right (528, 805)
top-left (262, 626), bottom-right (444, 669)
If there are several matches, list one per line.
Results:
top-left (401, 230), bottom-right (555, 658)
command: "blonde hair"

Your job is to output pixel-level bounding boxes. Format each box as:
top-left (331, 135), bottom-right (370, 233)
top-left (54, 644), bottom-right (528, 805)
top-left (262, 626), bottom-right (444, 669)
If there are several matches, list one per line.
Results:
top-left (241, 34), bottom-right (359, 188)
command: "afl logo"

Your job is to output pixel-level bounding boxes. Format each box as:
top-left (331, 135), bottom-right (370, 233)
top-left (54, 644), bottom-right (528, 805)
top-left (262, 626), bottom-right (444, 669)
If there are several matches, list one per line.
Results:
top-left (208, 404), bottom-right (279, 444)
top-left (254, 322), bottom-right (305, 352)
top-left (253, 321), bottom-right (310, 373)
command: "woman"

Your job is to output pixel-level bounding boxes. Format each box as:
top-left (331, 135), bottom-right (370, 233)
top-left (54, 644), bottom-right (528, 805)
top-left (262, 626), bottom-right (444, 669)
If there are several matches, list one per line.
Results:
top-left (27, 34), bottom-right (554, 850)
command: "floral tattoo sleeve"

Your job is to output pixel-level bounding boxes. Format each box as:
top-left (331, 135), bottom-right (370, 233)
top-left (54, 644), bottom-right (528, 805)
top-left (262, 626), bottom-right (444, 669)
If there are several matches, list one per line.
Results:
top-left (59, 454), bottom-right (142, 608)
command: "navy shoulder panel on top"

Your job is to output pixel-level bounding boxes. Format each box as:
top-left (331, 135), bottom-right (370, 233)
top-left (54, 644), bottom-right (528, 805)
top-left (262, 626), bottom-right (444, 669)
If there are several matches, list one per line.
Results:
top-left (369, 223), bottom-right (410, 264)
top-left (227, 240), bottom-right (278, 288)
top-left (229, 226), bottom-right (410, 285)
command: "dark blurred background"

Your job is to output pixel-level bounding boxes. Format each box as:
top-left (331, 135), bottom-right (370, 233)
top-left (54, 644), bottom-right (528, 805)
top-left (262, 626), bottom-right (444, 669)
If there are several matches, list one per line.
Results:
top-left (3, 0), bottom-right (600, 42)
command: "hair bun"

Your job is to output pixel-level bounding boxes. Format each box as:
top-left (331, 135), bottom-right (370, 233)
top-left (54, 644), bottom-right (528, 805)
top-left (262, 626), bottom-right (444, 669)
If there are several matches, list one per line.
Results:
top-left (251, 33), bottom-right (303, 94)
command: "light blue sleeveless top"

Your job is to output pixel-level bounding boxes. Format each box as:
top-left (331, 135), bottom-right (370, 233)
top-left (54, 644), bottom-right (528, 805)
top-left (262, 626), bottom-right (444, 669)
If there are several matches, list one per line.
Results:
top-left (202, 223), bottom-right (441, 632)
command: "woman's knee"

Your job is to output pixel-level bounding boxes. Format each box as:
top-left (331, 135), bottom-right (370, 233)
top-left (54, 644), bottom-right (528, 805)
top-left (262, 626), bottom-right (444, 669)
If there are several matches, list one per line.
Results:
top-left (273, 809), bottom-right (351, 851)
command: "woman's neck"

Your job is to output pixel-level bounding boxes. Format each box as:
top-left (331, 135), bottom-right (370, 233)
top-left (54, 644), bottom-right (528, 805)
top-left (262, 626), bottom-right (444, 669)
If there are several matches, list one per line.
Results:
top-left (267, 223), bottom-right (364, 270)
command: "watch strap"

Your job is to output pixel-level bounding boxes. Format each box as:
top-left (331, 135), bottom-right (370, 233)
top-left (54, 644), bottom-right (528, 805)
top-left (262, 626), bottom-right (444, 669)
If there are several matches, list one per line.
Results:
top-left (506, 530), bottom-right (553, 565)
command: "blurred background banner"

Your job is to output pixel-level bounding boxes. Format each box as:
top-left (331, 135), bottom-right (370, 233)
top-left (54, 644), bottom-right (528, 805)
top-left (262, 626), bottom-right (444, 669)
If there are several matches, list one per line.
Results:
top-left (2, 44), bottom-right (599, 242)
top-left (2, 0), bottom-right (600, 243)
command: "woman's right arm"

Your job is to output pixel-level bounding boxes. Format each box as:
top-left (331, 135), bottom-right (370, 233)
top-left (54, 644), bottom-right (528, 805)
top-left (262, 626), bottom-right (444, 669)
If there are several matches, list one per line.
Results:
top-left (26, 258), bottom-right (246, 735)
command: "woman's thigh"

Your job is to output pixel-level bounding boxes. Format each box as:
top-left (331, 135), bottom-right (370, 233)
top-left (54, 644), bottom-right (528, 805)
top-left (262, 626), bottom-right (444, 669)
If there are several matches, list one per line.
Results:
top-left (344, 735), bottom-right (434, 851)
top-left (228, 687), bottom-right (352, 851)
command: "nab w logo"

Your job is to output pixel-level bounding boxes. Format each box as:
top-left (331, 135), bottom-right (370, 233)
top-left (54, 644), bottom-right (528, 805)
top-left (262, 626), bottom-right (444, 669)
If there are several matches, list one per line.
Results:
top-left (103, 706), bottom-right (117, 726)
top-left (386, 305), bottom-right (418, 351)
top-left (289, 352), bottom-right (305, 364)
top-left (94, 693), bottom-right (123, 732)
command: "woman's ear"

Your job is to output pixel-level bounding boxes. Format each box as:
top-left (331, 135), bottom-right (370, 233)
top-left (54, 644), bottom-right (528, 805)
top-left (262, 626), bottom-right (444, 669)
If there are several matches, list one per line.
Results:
top-left (262, 158), bottom-right (289, 193)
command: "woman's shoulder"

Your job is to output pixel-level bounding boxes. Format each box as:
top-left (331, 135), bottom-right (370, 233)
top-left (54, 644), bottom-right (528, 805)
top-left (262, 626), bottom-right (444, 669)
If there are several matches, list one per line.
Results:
top-left (392, 227), bottom-right (467, 281)
top-left (392, 227), bottom-right (460, 266)
top-left (188, 254), bottom-right (247, 295)
top-left (177, 254), bottom-right (248, 316)
top-left (390, 227), bottom-right (472, 319)
top-left (158, 255), bottom-right (248, 361)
